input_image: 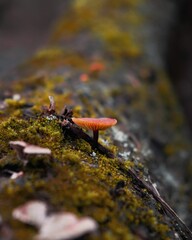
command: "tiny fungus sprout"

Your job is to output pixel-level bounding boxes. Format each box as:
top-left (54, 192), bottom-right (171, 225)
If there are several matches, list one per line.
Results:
top-left (9, 141), bottom-right (51, 164)
top-left (89, 62), bottom-right (105, 73)
top-left (72, 117), bottom-right (117, 144)
top-left (3, 170), bottom-right (24, 180)
top-left (9, 141), bottom-right (28, 160)
top-left (10, 171), bottom-right (24, 180)
top-left (80, 73), bottom-right (89, 82)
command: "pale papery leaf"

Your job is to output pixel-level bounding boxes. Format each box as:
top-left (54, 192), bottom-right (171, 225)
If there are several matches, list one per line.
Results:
top-left (12, 201), bottom-right (47, 228)
top-left (35, 213), bottom-right (98, 240)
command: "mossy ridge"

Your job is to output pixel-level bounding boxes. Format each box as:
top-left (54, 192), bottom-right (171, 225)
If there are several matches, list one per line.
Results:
top-left (12, 66), bottom-right (190, 161)
top-left (0, 110), bottom-right (171, 239)
top-left (0, 117), bottom-right (63, 158)
top-left (19, 47), bottom-right (88, 73)
top-left (51, 0), bottom-right (143, 59)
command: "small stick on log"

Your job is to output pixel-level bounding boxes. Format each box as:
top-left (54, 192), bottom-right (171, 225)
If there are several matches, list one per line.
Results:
top-left (118, 164), bottom-right (192, 240)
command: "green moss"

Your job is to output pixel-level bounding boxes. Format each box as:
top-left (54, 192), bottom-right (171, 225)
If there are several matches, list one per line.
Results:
top-left (51, 0), bottom-right (143, 59)
top-left (157, 76), bottom-right (184, 128)
top-left (22, 48), bottom-right (87, 71)
top-left (92, 20), bottom-right (142, 58)
top-left (5, 99), bottom-right (27, 109)
top-left (0, 116), bottom-right (64, 158)
top-left (0, 109), bottom-right (171, 239)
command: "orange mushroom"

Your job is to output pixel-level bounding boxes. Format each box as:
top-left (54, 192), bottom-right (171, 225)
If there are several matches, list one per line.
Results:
top-left (89, 62), bottom-right (105, 73)
top-left (72, 118), bottom-right (117, 144)
top-left (80, 73), bottom-right (89, 82)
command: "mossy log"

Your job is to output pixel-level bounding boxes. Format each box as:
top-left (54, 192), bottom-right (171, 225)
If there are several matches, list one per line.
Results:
top-left (0, 1), bottom-right (192, 240)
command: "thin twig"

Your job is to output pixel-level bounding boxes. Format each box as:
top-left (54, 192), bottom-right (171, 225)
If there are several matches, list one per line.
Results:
top-left (118, 164), bottom-right (192, 240)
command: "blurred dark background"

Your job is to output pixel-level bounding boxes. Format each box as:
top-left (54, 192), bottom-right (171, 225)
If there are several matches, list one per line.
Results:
top-left (167, 0), bottom-right (192, 132)
top-left (0, 0), bottom-right (66, 76)
top-left (0, 0), bottom-right (191, 130)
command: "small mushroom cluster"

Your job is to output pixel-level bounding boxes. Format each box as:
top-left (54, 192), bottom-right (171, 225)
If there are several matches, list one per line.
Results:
top-left (9, 141), bottom-right (51, 164)
top-left (13, 201), bottom-right (98, 240)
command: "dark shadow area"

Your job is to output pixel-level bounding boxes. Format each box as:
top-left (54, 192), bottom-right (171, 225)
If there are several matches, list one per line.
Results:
top-left (167, 0), bottom-right (192, 130)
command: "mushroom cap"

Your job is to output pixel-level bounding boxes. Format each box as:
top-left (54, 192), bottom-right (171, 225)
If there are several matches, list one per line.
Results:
top-left (24, 145), bottom-right (51, 155)
top-left (72, 118), bottom-right (117, 131)
top-left (9, 141), bottom-right (28, 148)
top-left (36, 213), bottom-right (98, 240)
top-left (10, 171), bottom-right (24, 180)
top-left (12, 201), bottom-right (47, 228)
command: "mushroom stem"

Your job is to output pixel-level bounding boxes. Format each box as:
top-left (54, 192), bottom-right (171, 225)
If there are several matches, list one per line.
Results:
top-left (93, 130), bottom-right (99, 144)
top-left (61, 121), bottom-right (114, 158)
